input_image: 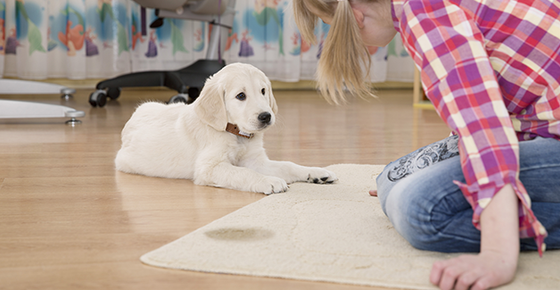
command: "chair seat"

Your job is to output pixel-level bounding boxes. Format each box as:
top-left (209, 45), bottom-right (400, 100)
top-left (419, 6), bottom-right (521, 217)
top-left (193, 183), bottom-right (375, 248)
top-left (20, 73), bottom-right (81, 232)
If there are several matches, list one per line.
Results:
top-left (133, 0), bottom-right (188, 11)
top-left (133, 0), bottom-right (229, 15)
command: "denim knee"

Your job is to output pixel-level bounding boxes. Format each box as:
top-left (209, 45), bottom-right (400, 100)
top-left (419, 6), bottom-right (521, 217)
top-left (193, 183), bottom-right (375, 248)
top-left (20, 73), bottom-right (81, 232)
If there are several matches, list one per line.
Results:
top-left (383, 176), bottom-right (438, 250)
top-left (377, 157), bottom-right (481, 252)
top-left (379, 168), bottom-right (438, 248)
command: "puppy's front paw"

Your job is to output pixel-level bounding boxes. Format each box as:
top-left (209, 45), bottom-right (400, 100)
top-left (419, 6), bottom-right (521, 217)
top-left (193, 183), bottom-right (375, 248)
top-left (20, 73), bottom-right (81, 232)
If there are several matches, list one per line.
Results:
top-left (254, 176), bottom-right (288, 195)
top-left (306, 168), bottom-right (338, 184)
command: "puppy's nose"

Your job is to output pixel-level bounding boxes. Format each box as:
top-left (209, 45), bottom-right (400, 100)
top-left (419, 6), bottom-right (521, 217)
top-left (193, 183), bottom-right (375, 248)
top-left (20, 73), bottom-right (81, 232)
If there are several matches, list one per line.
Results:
top-left (258, 112), bottom-right (272, 124)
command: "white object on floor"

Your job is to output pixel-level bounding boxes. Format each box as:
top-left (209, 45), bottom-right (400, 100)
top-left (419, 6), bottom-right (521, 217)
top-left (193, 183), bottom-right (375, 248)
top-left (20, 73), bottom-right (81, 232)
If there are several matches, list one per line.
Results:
top-left (0, 100), bottom-right (84, 119)
top-left (0, 79), bottom-right (75, 95)
top-left (0, 79), bottom-right (84, 123)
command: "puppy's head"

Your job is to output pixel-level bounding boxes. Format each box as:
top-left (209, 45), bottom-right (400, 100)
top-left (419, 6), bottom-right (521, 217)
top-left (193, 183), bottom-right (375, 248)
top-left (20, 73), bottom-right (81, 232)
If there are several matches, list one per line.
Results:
top-left (194, 63), bottom-right (278, 134)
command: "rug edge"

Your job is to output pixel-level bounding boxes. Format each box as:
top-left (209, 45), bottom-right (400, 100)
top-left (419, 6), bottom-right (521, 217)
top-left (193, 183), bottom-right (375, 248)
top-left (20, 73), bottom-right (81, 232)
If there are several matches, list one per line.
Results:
top-left (139, 253), bottom-right (435, 290)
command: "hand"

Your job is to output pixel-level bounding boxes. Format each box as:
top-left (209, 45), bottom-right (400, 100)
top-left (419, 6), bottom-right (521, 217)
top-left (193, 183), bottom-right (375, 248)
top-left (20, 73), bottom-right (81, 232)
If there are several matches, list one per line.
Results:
top-left (430, 249), bottom-right (517, 290)
top-left (431, 184), bottom-right (519, 290)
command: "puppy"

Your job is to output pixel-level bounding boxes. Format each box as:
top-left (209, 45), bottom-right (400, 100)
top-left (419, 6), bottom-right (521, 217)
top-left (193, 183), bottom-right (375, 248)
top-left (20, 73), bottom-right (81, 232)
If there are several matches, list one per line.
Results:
top-left (115, 63), bottom-right (337, 194)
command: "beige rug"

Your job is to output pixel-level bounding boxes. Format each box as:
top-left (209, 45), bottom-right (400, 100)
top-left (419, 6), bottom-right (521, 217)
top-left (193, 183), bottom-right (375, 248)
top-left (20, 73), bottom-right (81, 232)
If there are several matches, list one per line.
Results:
top-left (141, 164), bottom-right (559, 289)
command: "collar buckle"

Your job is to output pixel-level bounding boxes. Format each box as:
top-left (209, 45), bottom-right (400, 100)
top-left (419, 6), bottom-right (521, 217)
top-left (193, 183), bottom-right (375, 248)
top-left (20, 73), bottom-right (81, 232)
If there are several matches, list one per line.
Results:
top-left (226, 123), bottom-right (254, 139)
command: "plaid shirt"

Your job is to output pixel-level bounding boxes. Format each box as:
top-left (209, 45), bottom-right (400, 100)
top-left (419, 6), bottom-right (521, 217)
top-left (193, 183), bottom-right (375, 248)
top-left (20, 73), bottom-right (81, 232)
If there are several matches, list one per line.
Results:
top-left (392, 0), bottom-right (560, 255)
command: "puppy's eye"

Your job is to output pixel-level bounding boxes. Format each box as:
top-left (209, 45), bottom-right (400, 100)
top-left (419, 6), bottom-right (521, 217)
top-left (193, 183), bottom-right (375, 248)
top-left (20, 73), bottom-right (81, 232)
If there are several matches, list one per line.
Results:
top-left (261, 88), bottom-right (266, 95)
top-left (236, 92), bottom-right (246, 101)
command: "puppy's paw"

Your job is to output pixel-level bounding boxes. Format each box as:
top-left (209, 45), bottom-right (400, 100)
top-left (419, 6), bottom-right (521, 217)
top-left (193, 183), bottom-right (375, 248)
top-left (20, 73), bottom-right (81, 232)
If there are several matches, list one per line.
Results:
top-left (306, 168), bottom-right (338, 184)
top-left (254, 176), bottom-right (288, 195)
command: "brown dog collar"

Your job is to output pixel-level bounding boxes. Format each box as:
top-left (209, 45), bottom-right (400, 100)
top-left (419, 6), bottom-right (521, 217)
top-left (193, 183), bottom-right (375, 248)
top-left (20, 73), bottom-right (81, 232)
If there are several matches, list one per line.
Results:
top-left (226, 123), bottom-right (254, 139)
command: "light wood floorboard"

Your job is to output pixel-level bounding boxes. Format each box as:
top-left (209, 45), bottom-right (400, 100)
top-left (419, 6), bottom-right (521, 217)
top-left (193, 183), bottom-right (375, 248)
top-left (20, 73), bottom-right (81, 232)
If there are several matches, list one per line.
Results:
top-left (0, 88), bottom-right (449, 290)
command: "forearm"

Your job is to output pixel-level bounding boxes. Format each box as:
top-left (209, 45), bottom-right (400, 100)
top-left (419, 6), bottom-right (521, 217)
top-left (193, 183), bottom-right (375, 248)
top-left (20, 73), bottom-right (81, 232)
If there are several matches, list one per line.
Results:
top-left (430, 184), bottom-right (521, 289)
top-left (480, 184), bottom-right (519, 263)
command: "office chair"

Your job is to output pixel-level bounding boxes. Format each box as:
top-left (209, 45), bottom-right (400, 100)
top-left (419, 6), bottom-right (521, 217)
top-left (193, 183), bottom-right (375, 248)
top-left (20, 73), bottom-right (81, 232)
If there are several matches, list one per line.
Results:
top-left (88, 0), bottom-right (235, 107)
top-left (0, 79), bottom-right (84, 125)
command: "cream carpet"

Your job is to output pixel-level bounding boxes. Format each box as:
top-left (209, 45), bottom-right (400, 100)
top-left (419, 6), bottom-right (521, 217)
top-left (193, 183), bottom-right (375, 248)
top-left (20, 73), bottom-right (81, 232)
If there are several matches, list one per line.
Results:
top-left (141, 164), bottom-right (559, 289)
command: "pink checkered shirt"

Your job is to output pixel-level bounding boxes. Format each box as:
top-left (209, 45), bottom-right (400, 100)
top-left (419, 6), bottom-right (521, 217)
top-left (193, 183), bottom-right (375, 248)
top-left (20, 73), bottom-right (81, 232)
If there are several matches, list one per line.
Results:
top-left (392, 0), bottom-right (560, 255)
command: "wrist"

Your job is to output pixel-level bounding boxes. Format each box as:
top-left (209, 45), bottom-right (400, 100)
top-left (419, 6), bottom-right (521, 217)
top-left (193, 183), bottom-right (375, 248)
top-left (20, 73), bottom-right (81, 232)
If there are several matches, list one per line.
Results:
top-left (480, 184), bottom-right (520, 258)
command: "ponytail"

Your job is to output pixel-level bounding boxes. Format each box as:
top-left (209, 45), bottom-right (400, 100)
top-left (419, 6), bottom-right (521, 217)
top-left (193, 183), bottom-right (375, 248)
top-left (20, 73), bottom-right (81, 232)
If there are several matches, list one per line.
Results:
top-left (318, 0), bottom-right (373, 104)
top-left (293, 0), bottom-right (374, 105)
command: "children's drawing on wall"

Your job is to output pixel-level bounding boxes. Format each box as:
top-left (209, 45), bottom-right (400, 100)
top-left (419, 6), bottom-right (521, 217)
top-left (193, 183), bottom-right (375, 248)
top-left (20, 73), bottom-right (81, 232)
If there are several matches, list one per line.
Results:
top-left (145, 30), bottom-right (157, 57)
top-left (193, 23), bottom-right (204, 52)
top-left (58, 6), bottom-right (85, 57)
top-left (130, 13), bottom-right (144, 51)
top-left (238, 29), bottom-right (253, 57)
top-left (168, 19), bottom-right (188, 55)
top-left (92, 0), bottom-right (129, 56)
top-left (5, 27), bottom-right (16, 54)
top-left (288, 32), bottom-right (308, 56)
top-left (143, 16), bottom-right (189, 57)
top-left (253, 0), bottom-right (284, 55)
top-left (262, 41), bottom-right (274, 51)
top-left (85, 28), bottom-right (98, 56)
top-left (225, 28), bottom-right (237, 52)
top-left (0, 19), bottom-right (4, 55)
top-left (47, 27), bottom-right (56, 51)
top-left (0, 2), bottom-right (5, 55)
top-left (15, 0), bottom-right (46, 55)
top-left (231, 0), bottom-right (288, 58)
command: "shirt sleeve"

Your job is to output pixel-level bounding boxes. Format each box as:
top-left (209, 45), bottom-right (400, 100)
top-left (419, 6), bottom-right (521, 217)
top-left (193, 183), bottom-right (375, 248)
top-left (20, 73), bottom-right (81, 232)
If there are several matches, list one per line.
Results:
top-left (398, 0), bottom-right (547, 254)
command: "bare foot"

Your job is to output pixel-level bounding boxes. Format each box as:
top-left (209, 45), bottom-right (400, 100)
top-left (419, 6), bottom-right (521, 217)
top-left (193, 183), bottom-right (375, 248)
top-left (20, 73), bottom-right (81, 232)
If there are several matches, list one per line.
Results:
top-left (369, 190), bottom-right (377, 197)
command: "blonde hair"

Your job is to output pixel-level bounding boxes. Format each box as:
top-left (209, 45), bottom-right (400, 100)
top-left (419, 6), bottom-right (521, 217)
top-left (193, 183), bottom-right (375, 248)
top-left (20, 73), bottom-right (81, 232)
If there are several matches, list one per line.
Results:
top-left (293, 0), bottom-right (374, 104)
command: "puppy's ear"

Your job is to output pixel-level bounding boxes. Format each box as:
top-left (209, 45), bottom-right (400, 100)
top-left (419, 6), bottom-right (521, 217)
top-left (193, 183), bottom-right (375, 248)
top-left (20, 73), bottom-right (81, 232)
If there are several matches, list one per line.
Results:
top-left (194, 75), bottom-right (228, 131)
top-left (266, 80), bottom-right (278, 115)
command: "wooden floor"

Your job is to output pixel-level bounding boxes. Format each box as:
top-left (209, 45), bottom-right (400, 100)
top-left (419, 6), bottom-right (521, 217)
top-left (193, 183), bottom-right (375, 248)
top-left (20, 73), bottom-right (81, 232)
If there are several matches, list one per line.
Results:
top-left (0, 88), bottom-right (450, 290)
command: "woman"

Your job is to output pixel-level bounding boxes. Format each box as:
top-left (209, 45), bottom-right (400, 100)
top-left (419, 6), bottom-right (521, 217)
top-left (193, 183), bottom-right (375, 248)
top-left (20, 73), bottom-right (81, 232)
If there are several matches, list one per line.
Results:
top-left (293, 0), bottom-right (560, 289)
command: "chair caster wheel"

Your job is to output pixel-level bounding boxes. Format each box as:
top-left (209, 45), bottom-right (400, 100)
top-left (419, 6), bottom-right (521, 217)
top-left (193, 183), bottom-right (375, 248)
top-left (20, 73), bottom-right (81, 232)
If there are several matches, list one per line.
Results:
top-left (187, 87), bottom-right (200, 101)
top-left (168, 94), bottom-right (190, 104)
top-left (89, 90), bottom-right (108, 107)
top-left (107, 87), bottom-right (121, 100)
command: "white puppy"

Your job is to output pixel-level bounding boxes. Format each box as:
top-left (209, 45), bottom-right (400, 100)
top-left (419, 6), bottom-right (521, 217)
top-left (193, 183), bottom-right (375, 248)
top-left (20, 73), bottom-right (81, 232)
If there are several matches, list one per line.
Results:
top-left (115, 63), bottom-right (337, 194)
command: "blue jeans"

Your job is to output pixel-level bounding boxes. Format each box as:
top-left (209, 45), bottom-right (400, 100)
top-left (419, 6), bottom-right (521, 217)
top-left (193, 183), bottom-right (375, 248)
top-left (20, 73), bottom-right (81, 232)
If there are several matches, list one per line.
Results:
top-left (376, 136), bottom-right (560, 253)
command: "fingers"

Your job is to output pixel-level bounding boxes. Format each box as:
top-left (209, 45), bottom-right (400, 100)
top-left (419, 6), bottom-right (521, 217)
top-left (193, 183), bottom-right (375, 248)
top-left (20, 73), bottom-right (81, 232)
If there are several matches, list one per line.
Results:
top-left (369, 190), bottom-right (377, 197)
top-left (471, 279), bottom-right (490, 290)
top-left (431, 259), bottom-right (460, 290)
top-left (454, 270), bottom-right (479, 290)
top-left (430, 255), bottom-right (504, 290)
top-left (429, 260), bottom-right (445, 286)
top-left (430, 257), bottom-right (481, 290)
